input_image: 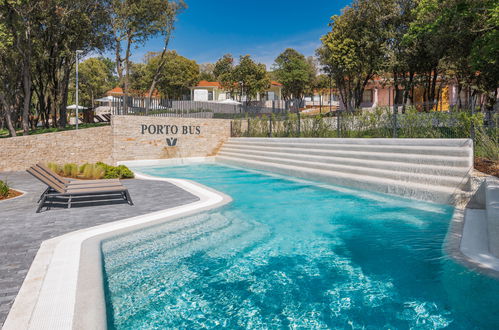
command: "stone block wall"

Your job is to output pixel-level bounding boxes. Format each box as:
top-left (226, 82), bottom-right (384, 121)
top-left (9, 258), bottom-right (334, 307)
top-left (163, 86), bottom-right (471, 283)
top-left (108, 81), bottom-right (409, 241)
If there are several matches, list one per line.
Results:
top-left (0, 116), bottom-right (232, 172)
top-left (111, 115), bottom-right (231, 162)
top-left (0, 126), bottom-right (113, 172)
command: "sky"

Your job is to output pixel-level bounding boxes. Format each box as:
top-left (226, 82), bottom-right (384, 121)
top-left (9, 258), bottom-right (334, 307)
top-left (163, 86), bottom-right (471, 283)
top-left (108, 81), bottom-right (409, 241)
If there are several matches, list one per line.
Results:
top-left (132, 0), bottom-right (352, 69)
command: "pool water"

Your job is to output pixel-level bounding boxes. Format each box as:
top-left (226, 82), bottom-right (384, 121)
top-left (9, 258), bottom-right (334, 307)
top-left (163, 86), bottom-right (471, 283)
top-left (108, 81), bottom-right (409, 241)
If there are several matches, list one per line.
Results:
top-left (102, 163), bottom-right (499, 329)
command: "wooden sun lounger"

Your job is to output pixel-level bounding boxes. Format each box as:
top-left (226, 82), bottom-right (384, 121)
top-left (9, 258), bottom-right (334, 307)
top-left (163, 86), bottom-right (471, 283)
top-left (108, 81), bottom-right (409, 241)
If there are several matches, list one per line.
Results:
top-left (27, 166), bottom-right (133, 213)
top-left (36, 163), bottom-right (120, 186)
top-left (94, 114), bottom-right (110, 123)
top-left (93, 115), bottom-right (105, 123)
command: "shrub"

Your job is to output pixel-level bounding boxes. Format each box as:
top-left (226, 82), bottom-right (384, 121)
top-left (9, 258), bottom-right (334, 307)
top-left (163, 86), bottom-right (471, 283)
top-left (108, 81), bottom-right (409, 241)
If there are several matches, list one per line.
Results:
top-left (0, 180), bottom-right (9, 198)
top-left (96, 162), bottom-right (134, 179)
top-left (79, 163), bottom-right (90, 174)
top-left (103, 166), bottom-right (120, 179)
top-left (91, 165), bottom-right (105, 179)
top-left (63, 163), bottom-right (77, 177)
top-left (48, 162), bottom-right (62, 175)
top-left (117, 165), bottom-right (134, 178)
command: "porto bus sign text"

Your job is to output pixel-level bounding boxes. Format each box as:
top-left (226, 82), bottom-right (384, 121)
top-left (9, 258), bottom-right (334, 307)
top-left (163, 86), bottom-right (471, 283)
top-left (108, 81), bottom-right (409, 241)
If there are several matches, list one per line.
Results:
top-left (140, 124), bottom-right (201, 147)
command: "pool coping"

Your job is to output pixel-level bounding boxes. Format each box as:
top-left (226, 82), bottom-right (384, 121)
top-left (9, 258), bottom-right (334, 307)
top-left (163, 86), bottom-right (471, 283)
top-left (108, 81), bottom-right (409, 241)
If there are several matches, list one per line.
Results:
top-left (2, 170), bottom-right (232, 330)
top-left (4, 157), bottom-right (498, 329)
top-left (445, 208), bottom-right (499, 279)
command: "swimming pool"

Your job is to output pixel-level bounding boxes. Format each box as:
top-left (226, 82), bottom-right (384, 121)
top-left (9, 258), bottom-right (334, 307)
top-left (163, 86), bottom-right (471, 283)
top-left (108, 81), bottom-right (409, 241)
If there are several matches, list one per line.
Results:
top-left (102, 163), bottom-right (499, 329)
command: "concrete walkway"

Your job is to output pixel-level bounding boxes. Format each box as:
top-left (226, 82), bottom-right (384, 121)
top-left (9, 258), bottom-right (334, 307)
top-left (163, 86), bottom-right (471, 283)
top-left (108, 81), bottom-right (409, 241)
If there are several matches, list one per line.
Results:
top-left (0, 171), bottom-right (199, 326)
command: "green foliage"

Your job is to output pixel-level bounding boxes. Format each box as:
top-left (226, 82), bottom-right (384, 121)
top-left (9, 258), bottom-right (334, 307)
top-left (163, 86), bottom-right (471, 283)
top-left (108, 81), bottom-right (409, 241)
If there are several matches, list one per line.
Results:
top-left (235, 109), bottom-right (499, 161)
top-left (273, 48), bottom-right (316, 99)
top-left (0, 180), bottom-right (10, 198)
top-left (214, 54), bottom-right (237, 95)
top-left (47, 162), bottom-right (61, 175)
top-left (213, 54), bottom-right (270, 101)
top-left (63, 164), bottom-right (78, 177)
top-left (82, 164), bottom-right (104, 179)
top-left (318, 0), bottom-right (392, 110)
top-left (233, 55), bottom-right (270, 101)
top-left (129, 51), bottom-right (199, 99)
top-left (72, 57), bottom-right (117, 106)
top-left (46, 162), bottom-right (133, 179)
top-left (96, 162), bottom-right (135, 179)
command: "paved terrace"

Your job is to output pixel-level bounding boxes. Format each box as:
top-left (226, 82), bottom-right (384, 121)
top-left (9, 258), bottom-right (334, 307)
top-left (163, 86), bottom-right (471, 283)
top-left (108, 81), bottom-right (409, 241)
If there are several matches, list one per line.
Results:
top-left (0, 171), bottom-right (199, 326)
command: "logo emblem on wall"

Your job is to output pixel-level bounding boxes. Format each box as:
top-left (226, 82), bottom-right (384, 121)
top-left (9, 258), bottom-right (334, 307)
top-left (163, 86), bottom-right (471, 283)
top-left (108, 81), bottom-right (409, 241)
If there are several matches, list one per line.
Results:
top-left (166, 137), bottom-right (178, 147)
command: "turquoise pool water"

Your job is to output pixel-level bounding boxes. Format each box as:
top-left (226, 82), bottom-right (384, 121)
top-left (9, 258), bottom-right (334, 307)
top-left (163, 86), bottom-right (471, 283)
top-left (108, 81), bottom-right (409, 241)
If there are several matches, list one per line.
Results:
top-left (102, 163), bottom-right (499, 329)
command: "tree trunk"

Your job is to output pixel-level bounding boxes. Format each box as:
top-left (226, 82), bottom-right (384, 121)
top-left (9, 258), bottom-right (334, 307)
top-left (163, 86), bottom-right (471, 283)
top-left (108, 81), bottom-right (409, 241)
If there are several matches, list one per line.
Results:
top-left (21, 59), bottom-right (32, 135)
top-left (58, 64), bottom-right (71, 127)
top-left (0, 95), bottom-right (17, 137)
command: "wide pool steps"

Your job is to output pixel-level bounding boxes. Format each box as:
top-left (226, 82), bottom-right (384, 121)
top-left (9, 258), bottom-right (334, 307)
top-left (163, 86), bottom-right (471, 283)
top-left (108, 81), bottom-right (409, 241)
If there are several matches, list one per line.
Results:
top-left (216, 138), bottom-right (473, 204)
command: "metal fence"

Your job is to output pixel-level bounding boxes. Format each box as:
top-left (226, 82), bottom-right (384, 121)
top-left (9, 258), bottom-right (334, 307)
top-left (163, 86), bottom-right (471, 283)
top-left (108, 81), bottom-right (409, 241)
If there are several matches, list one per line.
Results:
top-left (110, 96), bottom-right (304, 118)
top-left (230, 107), bottom-right (498, 141)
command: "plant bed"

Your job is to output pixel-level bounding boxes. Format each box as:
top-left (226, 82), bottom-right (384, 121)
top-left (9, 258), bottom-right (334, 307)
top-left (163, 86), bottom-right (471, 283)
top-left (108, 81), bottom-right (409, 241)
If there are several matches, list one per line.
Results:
top-left (475, 157), bottom-right (499, 178)
top-left (0, 188), bottom-right (23, 201)
top-left (0, 180), bottom-right (23, 201)
top-left (47, 162), bottom-right (134, 180)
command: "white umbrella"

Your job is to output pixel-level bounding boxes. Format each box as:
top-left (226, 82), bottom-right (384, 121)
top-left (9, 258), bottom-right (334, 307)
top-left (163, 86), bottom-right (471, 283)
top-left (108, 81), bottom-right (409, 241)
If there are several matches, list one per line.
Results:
top-left (94, 95), bottom-right (121, 103)
top-left (66, 104), bottom-right (88, 110)
top-left (218, 99), bottom-right (242, 105)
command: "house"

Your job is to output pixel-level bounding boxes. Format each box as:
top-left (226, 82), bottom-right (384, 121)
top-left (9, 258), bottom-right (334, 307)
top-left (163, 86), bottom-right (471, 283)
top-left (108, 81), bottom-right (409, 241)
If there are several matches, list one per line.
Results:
top-left (105, 86), bottom-right (161, 98)
top-left (309, 76), bottom-right (495, 112)
top-left (189, 80), bottom-right (283, 102)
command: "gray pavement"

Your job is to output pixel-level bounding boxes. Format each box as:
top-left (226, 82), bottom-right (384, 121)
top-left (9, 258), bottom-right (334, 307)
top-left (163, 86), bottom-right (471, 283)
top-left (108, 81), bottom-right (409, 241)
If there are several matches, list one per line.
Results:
top-left (0, 171), bottom-right (199, 326)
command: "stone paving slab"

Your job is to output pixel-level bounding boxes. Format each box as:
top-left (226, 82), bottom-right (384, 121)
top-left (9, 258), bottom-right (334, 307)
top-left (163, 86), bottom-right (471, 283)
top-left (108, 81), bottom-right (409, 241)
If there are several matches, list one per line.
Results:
top-left (0, 171), bottom-right (199, 326)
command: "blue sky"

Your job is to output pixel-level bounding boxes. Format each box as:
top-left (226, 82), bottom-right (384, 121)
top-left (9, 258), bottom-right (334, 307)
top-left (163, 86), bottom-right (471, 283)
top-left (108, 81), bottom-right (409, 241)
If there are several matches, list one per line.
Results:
top-left (133, 0), bottom-right (351, 68)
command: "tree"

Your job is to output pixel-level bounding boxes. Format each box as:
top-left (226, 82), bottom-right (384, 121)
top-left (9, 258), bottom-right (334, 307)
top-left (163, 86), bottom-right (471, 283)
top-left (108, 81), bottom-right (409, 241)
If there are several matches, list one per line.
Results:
top-left (273, 48), bottom-right (315, 100)
top-left (470, 0), bottom-right (499, 110)
top-left (318, 0), bottom-right (395, 111)
top-left (145, 51), bottom-right (199, 99)
top-left (214, 54), bottom-right (237, 96)
top-left (0, 0), bottom-right (110, 130)
top-left (108, 0), bottom-right (186, 109)
top-left (77, 57), bottom-right (117, 108)
top-left (199, 63), bottom-right (216, 81)
top-left (232, 55), bottom-right (270, 102)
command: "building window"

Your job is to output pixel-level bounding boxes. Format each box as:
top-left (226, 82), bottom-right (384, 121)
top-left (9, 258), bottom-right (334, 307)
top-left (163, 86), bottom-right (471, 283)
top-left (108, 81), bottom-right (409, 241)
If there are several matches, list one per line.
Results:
top-left (208, 91), bottom-right (213, 101)
top-left (362, 90), bottom-right (373, 103)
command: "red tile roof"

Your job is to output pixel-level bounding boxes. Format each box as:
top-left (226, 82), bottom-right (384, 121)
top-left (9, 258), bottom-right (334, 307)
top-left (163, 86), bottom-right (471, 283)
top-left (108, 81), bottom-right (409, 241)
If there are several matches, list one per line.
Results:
top-left (105, 86), bottom-right (160, 97)
top-left (195, 80), bottom-right (282, 88)
top-left (196, 80), bottom-right (222, 87)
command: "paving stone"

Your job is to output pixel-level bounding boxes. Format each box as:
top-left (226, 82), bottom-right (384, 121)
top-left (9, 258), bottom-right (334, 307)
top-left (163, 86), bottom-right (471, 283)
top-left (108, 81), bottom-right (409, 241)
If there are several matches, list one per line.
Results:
top-left (0, 171), bottom-right (199, 326)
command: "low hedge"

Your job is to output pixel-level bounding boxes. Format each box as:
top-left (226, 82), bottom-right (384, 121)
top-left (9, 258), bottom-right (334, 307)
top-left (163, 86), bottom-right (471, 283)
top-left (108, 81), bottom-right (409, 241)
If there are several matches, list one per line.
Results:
top-left (47, 162), bottom-right (134, 180)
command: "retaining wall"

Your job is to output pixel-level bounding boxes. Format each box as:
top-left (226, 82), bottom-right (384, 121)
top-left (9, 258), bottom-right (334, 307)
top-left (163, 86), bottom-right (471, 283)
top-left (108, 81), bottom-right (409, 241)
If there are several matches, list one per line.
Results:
top-left (0, 116), bottom-right (232, 172)
top-left (0, 127), bottom-right (113, 172)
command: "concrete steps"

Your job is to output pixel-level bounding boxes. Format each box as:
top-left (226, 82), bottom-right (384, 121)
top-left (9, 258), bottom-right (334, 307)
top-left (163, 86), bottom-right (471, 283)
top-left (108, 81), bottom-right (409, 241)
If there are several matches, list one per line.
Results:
top-left (216, 138), bottom-right (473, 204)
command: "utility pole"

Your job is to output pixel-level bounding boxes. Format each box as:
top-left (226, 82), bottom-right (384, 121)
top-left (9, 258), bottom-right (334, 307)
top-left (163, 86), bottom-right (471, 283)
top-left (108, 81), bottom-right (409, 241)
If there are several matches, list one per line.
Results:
top-left (75, 50), bottom-right (83, 129)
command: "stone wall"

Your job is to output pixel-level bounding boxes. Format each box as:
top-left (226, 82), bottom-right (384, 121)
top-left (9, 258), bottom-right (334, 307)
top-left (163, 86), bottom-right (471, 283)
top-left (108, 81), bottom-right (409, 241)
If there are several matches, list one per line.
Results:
top-left (111, 115), bottom-right (231, 162)
top-left (0, 116), bottom-right (232, 172)
top-left (0, 126), bottom-right (113, 172)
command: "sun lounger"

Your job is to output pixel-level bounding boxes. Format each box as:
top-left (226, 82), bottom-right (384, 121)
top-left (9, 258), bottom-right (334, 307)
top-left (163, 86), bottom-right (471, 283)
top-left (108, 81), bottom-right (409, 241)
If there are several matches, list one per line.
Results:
top-left (27, 166), bottom-right (133, 213)
top-left (36, 163), bottom-right (120, 186)
top-left (94, 115), bottom-right (110, 123)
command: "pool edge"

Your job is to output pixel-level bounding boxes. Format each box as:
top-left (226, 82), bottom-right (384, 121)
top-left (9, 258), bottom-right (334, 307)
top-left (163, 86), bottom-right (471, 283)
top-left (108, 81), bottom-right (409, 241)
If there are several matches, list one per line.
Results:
top-left (2, 173), bottom-right (232, 330)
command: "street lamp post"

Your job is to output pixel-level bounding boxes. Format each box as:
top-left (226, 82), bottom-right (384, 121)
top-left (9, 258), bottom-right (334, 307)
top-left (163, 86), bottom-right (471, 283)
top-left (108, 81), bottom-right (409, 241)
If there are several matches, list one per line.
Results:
top-left (75, 50), bottom-right (83, 129)
top-left (329, 73), bottom-right (332, 114)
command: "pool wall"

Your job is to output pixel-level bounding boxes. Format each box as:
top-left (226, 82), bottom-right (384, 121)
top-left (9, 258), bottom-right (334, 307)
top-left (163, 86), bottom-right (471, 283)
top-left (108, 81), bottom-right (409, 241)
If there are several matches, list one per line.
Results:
top-left (217, 137), bottom-right (473, 205)
top-left (445, 176), bottom-right (499, 278)
top-left (2, 173), bottom-right (231, 330)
